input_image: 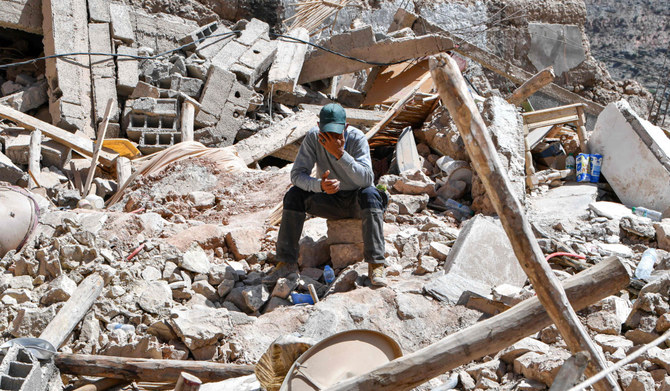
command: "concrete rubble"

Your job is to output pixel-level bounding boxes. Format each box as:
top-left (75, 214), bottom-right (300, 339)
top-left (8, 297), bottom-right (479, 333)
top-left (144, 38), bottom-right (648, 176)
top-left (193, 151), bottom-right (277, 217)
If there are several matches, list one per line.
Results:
top-left (0, 0), bottom-right (669, 390)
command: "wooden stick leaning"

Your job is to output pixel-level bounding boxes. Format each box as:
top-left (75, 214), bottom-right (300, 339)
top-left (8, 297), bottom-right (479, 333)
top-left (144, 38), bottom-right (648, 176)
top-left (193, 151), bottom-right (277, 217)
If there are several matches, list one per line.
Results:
top-left (427, 54), bottom-right (619, 391)
top-left (322, 255), bottom-right (630, 391)
top-left (506, 66), bottom-right (555, 106)
top-left (82, 99), bottom-right (114, 197)
top-left (28, 129), bottom-right (42, 189)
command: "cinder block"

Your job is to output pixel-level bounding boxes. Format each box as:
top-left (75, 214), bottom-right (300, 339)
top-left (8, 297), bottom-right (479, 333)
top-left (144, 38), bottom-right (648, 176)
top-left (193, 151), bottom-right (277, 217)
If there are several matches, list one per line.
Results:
top-left (213, 103), bottom-right (244, 147)
top-left (268, 27), bottom-right (310, 93)
top-left (116, 46), bottom-right (139, 96)
top-left (178, 21), bottom-right (218, 49)
top-left (139, 130), bottom-right (181, 154)
top-left (126, 113), bottom-right (179, 141)
top-left (198, 66), bottom-right (236, 118)
top-left (211, 40), bottom-right (247, 71)
top-left (131, 97), bottom-right (178, 117)
top-left (225, 81), bottom-right (253, 111)
top-left (169, 75), bottom-right (204, 98)
top-left (87, 0), bottom-right (110, 22)
top-left (0, 151), bottom-right (27, 186)
top-left (109, 3), bottom-right (135, 44)
top-left (88, 23), bottom-right (119, 123)
top-left (4, 132), bottom-right (30, 165)
top-left (195, 23), bottom-right (234, 60)
top-left (232, 38), bottom-right (277, 85)
top-left (236, 18), bottom-right (270, 46)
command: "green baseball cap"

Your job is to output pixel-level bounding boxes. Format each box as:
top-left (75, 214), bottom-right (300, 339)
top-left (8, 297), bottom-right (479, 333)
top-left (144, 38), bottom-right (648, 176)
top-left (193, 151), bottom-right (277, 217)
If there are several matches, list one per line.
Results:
top-left (319, 103), bottom-right (346, 134)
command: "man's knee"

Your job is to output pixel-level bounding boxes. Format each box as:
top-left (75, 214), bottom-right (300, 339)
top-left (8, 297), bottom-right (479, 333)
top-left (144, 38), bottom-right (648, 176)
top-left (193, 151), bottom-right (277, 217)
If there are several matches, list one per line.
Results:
top-left (283, 186), bottom-right (308, 212)
top-left (358, 186), bottom-right (385, 210)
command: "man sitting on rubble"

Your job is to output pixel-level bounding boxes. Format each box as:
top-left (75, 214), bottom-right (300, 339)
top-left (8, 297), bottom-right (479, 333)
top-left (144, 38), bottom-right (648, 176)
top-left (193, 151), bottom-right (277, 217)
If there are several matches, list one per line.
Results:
top-left (264, 103), bottom-right (388, 287)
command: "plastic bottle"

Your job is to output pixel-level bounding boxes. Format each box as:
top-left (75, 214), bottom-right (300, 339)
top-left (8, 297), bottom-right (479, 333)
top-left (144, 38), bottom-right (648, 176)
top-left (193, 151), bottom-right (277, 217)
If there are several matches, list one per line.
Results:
top-left (323, 265), bottom-right (335, 284)
top-left (634, 248), bottom-right (658, 280)
top-left (106, 323), bottom-right (135, 333)
top-left (445, 198), bottom-right (474, 217)
top-left (632, 206), bottom-right (663, 222)
top-left (565, 154), bottom-right (575, 172)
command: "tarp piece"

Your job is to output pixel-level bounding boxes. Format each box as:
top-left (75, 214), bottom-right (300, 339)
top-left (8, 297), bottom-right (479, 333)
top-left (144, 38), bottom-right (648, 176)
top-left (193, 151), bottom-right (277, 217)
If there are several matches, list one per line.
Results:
top-left (589, 100), bottom-right (670, 212)
top-left (528, 23), bottom-right (586, 77)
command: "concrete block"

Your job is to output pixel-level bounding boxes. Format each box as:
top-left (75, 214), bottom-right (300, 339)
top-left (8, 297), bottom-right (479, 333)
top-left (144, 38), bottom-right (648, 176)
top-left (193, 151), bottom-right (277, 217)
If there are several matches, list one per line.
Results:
top-left (326, 219), bottom-right (363, 244)
top-left (330, 243), bottom-right (364, 270)
top-left (130, 81), bottom-right (160, 99)
top-left (0, 151), bottom-right (27, 186)
top-left (194, 23), bottom-right (234, 60)
top-left (226, 81), bottom-right (253, 111)
top-left (109, 3), bottom-right (135, 44)
top-left (232, 38), bottom-right (277, 85)
top-left (41, 139), bottom-right (71, 168)
top-left (116, 46), bottom-right (140, 96)
top-left (129, 8), bottom-right (198, 54)
top-left (269, 28), bottom-right (309, 93)
top-left (179, 21), bottom-right (217, 49)
top-left (197, 66), bottom-right (236, 119)
top-left (88, 23), bottom-right (119, 123)
top-left (211, 40), bottom-right (248, 71)
top-left (424, 215), bottom-right (527, 304)
top-left (0, 79), bottom-right (47, 112)
top-left (0, 0), bottom-right (42, 34)
top-left (87, 0), bottom-right (110, 22)
top-left (589, 100), bottom-right (670, 212)
top-left (170, 74), bottom-right (204, 98)
top-left (528, 23), bottom-right (585, 76)
top-left (5, 132), bottom-right (30, 165)
top-left (42, 0), bottom-right (94, 136)
top-left (131, 97), bottom-right (178, 117)
top-left (212, 103), bottom-right (244, 147)
top-left (236, 18), bottom-right (270, 46)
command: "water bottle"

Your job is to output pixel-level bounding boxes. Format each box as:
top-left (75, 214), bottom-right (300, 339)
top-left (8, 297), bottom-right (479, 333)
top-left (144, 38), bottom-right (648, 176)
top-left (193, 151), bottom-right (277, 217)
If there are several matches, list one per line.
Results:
top-left (323, 265), bottom-right (335, 284)
top-left (445, 198), bottom-right (474, 217)
top-left (634, 248), bottom-right (658, 280)
top-left (106, 323), bottom-right (135, 333)
top-left (632, 206), bottom-right (662, 222)
top-left (565, 154), bottom-right (575, 172)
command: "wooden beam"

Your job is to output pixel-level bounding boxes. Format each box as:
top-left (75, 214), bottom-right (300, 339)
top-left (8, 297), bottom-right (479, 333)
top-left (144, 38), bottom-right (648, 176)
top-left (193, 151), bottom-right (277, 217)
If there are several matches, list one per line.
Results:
top-left (0, 103), bottom-right (117, 166)
top-left (28, 129), bottom-right (41, 189)
top-left (180, 101), bottom-right (195, 143)
top-left (54, 354), bottom-right (255, 383)
top-left (39, 274), bottom-right (104, 349)
top-left (428, 54), bottom-right (618, 391)
top-left (322, 255), bottom-right (630, 391)
top-left (506, 66), bottom-right (555, 106)
top-left (83, 99), bottom-right (113, 196)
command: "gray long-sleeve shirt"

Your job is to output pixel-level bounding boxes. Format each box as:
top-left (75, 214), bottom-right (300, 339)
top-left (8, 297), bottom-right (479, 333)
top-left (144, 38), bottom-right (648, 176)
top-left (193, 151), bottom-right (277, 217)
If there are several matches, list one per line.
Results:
top-left (291, 125), bottom-right (374, 193)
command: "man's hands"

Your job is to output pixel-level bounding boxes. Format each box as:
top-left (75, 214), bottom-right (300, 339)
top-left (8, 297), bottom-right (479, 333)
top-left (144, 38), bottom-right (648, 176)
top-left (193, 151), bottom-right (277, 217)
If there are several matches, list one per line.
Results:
top-left (320, 170), bottom-right (340, 194)
top-left (318, 131), bottom-right (345, 160)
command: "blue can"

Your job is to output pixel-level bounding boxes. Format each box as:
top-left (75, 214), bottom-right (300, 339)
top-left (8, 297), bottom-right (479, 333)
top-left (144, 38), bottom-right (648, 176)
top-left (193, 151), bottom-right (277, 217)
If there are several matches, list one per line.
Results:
top-left (589, 154), bottom-right (603, 183)
top-left (576, 153), bottom-right (590, 182)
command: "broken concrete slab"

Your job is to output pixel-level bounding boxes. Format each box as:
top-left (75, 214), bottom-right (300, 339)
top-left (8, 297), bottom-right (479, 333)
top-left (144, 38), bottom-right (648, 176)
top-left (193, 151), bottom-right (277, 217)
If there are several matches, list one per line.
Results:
top-left (528, 183), bottom-right (599, 225)
top-left (42, 0), bottom-right (94, 136)
top-left (116, 46), bottom-right (140, 96)
top-left (0, 79), bottom-right (47, 112)
top-left (0, 0), bottom-right (42, 34)
top-left (87, 0), bottom-right (110, 22)
top-left (129, 8), bottom-right (199, 54)
top-left (589, 201), bottom-right (635, 220)
top-left (88, 23), bottom-right (120, 123)
top-left (425, 215), bottom-right (528, 304)
top-left (231, 38), bottom-right (277, 85)
top-left (299, 27), bottom-right (453, 83)
top-left (0, 150), bottom-right (28, 185)
top-left (589, 100), bottom-right (670, 212)
top-left (268, 28), bottom-right (310, 93)
top-left (527, 23), bottom-right (586, 76)
top-left (109, 3), bottom-right (135, 44)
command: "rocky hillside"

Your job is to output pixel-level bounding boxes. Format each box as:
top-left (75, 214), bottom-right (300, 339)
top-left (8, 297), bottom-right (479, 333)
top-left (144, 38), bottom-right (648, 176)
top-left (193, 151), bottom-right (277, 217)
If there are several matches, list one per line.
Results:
top-left (584, 0), bottom-right (670, 91)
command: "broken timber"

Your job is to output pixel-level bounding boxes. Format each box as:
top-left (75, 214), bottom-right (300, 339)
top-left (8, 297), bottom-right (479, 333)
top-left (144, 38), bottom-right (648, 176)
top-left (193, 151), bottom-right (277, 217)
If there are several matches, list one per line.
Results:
top-left (54, 354), bottom-right (255, 383)
top-left (298, 28), bottom-right (452, 84)
top-left (429, 54), bottom-right (618, 391)
top-left (323, 255), bottom-right (630, 391)
top-left (83, 98), bottom-right (113, 196)
top-left (396, 8), bottom-right (605, 117)
top-left (39, 274), bottom-right (104, 349)
top-left (0, 104), bottom-right (117, 166)
top-left (506, 66), bottom-right (556, 106)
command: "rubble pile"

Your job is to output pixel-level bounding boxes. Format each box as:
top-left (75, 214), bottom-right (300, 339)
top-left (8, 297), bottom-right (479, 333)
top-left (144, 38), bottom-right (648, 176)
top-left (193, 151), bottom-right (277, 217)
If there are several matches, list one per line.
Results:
top-left (0, 0), bottom-right (669, 390)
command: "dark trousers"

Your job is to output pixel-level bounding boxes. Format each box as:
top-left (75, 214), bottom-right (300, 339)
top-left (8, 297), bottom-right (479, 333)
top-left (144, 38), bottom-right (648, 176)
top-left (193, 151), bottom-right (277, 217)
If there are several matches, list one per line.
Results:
top-left (276, 186), bottom-right (386, 265)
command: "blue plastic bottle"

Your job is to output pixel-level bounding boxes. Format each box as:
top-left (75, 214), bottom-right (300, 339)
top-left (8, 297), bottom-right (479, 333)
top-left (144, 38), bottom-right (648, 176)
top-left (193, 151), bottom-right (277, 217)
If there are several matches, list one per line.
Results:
top-left (324, 265), bottom-right (335, 284)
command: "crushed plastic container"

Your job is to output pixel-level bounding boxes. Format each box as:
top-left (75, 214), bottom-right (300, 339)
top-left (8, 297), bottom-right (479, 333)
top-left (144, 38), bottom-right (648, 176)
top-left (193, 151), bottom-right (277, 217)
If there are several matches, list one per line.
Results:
top-left (323, 265), bottom-right (335, 284)
top-left (634, 248), bottom-right (658, 280)
top-left (290, 293), bottom-right (314, 305)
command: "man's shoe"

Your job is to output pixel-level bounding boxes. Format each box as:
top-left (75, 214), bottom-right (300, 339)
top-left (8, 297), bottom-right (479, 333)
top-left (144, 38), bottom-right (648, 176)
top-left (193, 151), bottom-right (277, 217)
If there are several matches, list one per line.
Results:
top-left (368, 263), bottom-right (387, 287)
top-left (263, 262), bottom-right (300, 286)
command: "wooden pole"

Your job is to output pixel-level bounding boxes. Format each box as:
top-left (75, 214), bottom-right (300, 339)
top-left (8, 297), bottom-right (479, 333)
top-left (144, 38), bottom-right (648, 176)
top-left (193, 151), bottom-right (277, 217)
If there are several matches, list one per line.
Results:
top-left (506, 66), bottom-right (555, 106)
top-left (180, 101), bottom-right (195, 143)
top-left (575, 105), bottom-right (589, 153)
top-left (28, 129), bottom-right (41, 189)
top-left (322, 255), bottom-right (630, 391)
top-left (83, 99), bottom-right (113, 197)
top-left (39, 274), bottom-right (104, 349)
top-left (427, 53), bottom-right (618, 391)
top-left (54, 354), bottom-right (255, 383)
top-left (175, 372), bottom-right (202, 391)
top-left (549, 351), bottom-right (590, 391)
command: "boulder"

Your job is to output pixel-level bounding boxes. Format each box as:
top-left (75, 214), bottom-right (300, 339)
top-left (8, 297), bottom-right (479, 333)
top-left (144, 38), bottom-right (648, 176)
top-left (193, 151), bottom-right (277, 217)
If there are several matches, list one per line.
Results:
top-left (389, 194), bottom-right (429, 215)
top-left (586, 311), bottom-right (621, 335)
top-left (330, 243), bottom-right (364, 270)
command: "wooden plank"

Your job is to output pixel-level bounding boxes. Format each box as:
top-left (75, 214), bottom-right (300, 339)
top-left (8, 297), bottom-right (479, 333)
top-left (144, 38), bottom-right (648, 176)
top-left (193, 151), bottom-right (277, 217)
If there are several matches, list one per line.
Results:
top-left (526, 115), bottom-right (580, 131)
top-left (299, 104), bottom-right (386, 128)
top-left (428, 53), bottom-right (618, 391)
top-left (28, 130), bottom-right (41, 189)
top-left (322, 255), bottom-right (630, 391)
top-left (55, 354), bottom-right (255, 383)
top-left (180, 101), bottom-right (195, 143)
top-left (575, 105), bottom-right (589, 153)
top-left (506, 66), bottom-right (556, 106)
top-left (522, 104), bottom-right (584, 124)
top-left (395, 126), bottom-right (421, 173)
top-left (83, 99), bottom-right (113, 196)
top-left (39, 274), bottom-right (104, 349)
top-left (0, 103), bottom-right (117, 166)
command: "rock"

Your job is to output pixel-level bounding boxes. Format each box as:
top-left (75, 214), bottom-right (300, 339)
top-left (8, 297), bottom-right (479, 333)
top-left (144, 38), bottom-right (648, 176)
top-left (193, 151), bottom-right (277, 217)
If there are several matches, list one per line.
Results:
top-left (619, 369), bottom-right (655, 391)
top-left (657, 220), bottom-right (670, 251)
top-left (459, 371), bottom-right (476, 390)
top-left (500, 338), bottom-right (552, 364)
top-left (138, 281), bottom-right (173, 315)
top-left (272, 275), bottom-right (299, 299)
top-left (180, 245), bottom-right (212, 274)
top-left (264, 296), bottom-right (291, 313)
top-left (330, 243), bottom-right (364, 270)
top-left (298, 217), bottom-right (329, 268)
top-left (141, 266), bottom-right (161, 281)
top-left (208, 264), bottom-right (236, 285)
top-left (516, 378), bottom-right (547, 391)
top-left (657, 313), bottom-right (670, 333)
top-left (192, 280), bottom-right (218, 301)
top-left (415, 256), bottom-right (438, 275)
top-left (395, 292), bottom-right (432, 320)
top-left (620, 216), bottom-right (656, 239)
top-left (594, 334), bottom-right (633, 354)
top-left (389, 194), bottom-right (429, 215)
top-left (589, 201), bottom-right (634, 220)
top-left (393, 169), bottom-right (436, 196)
top-left (513, 350), bottom-right (569, 386)
top-left (586, 311), bottom-right (621, 335)
top-left (8, 275), bottom-right (33, 289)
top-left (326, 219), bottom-right (363, 244)
top-left (330, 267), bottom-right (359, 293)
top-left (167, 224), bottom-right (227, 251)
top-left (242, 285), bottom-right (270, 313)
top-left (41, 274), bottom-right (77, 305)
top-left (189, 191), bottom-right (215, 209)
top-left (226, 228), bottom-right (264, 261)
top-left (11, 306), bottom-right (57, 338)
top-left (169, 306), bottom-right (231, 351)
top-left (2, 288), bottom-right (32, 303)
top-left (428, 242), bottom-right (450, 262)
top-left (647, 346), bottom-right (670, 372)
top-left (217, 279), bottom-right (235, 298)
